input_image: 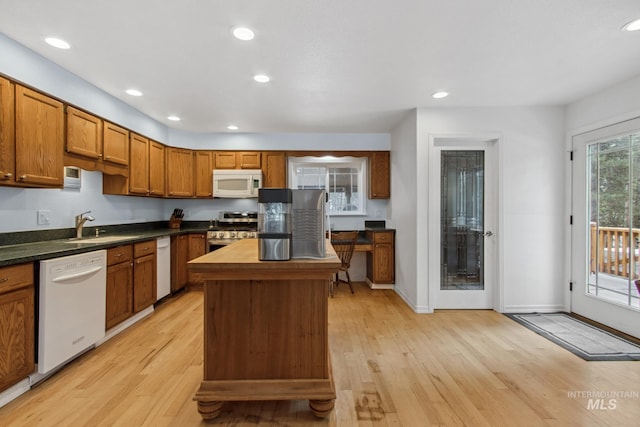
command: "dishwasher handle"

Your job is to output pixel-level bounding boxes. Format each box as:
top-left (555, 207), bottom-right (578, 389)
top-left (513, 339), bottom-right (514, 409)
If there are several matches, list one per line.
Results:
top-left (51, 266), bottom-right (104, 283)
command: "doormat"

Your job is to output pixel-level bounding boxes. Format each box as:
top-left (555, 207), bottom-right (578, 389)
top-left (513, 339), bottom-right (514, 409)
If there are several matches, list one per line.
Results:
top-left (505, 312), bottom-right (640, 361)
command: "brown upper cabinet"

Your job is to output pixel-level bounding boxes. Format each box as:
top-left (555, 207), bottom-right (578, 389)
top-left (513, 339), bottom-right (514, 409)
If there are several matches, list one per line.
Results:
top-left (261, 151), bottom-right (287, 188)
top-left (166, 147), bottom-right (194, 197)
top-left (149, 140), bottom-right (166, 197)
top-left (66, 106), bottom-right (103, 160)
top-left (368, 151), bottom-right (390, 199)
top-left (194, 150), bottom-right (213, 197)
top-left (102, 121), bottom-right (129, 167)
top-left (65, 113), bottom-right (129, 176)
top-left (128, 133), bottom-right (150, 195)
top-left (214, 151), bottom-right (261, 169)
top-left (15, 85), bottom-right (64, 187)
top-left (0, 77), bottom-right (15, 185)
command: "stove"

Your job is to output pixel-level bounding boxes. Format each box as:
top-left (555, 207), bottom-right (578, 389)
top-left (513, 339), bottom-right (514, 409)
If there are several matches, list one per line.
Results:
top-left (207, 211), bottom-right (258, 250)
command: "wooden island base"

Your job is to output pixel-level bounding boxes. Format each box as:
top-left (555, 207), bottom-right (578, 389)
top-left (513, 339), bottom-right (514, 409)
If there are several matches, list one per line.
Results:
top-left (194, 374), bottom-right (336, 419)
top-left (188, 239), bottom-right (341, 421)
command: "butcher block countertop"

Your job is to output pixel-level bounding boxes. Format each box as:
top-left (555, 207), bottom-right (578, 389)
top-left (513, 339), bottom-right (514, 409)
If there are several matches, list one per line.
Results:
top-left (188, 238), bottom-right (341, 280)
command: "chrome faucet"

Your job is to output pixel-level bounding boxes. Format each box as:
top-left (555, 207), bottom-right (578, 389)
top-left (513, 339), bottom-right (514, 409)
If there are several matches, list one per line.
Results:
top-left (75, 211), bottom-right (95, 239)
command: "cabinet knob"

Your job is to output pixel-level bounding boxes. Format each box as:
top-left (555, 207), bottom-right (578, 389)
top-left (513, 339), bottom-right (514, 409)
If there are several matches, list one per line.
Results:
top-left (0, 277), bottom-right (8, 283)
top-left (98, 154), bottom-right (103, 157)
top-left (115, 253), bottom-right (122, 257)
top-left (19, 175), bottom-right (27, 180)
top-left (3, 173), bottom-right (11, 179)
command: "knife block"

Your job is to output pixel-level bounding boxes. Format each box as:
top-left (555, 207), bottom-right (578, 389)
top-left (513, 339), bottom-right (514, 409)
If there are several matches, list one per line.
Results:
top-left (169, 214), bottom-right (182, 229)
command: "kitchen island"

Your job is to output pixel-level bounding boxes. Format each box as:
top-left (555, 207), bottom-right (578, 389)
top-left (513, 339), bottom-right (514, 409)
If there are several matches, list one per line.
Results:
top-left (187, 238), bottom-right (341, 420)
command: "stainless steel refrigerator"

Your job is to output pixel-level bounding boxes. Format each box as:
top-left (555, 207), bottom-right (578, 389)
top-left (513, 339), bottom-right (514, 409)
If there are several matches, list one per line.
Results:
top-left (291, 189), bottom-right (326, 258)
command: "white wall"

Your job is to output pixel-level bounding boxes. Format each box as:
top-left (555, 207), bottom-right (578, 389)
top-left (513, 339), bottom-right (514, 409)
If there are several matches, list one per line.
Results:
top-left (389, 111), bottom-right (419, 308)
top-left (392, 107), bottom-right (566, 313)
top-left (566, 74), bottom-right (640, 133)
top-left (0, 171), bottom-right (164, 233)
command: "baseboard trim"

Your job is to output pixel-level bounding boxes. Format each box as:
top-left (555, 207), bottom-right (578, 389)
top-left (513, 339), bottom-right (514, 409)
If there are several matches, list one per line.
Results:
top-left (365, 278), bottom-right (394, 290)
top-left (98, 305), bottom-right (155, 346)
top-left (0, 378), bottom-right (30, 409)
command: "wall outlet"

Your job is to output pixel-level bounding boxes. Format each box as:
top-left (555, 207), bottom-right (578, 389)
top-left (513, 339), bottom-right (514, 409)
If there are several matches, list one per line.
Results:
top-left (37, 210), bottom-right (51, 225)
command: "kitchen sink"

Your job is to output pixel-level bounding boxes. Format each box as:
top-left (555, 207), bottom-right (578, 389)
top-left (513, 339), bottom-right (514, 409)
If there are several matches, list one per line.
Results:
top-left (65, 235), bottom-right (141, 244)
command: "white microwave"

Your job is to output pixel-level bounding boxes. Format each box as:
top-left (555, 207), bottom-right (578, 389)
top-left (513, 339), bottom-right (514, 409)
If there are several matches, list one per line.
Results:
top-left (213, 169), bottom-right (262, 198)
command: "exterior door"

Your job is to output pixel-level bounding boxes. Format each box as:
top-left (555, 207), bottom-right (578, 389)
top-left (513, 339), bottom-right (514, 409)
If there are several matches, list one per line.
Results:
top-left (571, 117), bottom-right (640, 338)
top-left (430, 138), bottom-right (498, 309)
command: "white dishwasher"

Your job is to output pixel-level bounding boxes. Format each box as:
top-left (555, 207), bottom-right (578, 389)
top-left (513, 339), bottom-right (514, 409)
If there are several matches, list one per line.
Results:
top-left (38, 250), bottom-right (107, 375)
top-left (156, 236), bottom-right (171, 300)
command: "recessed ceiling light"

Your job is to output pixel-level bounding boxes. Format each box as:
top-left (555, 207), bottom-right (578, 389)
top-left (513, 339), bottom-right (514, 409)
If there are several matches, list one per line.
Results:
top-left (232, 27), bottom-right (255, 41)
top-left (125, 89), bottom-right (143, 97)
top-left (167, 116), bottom-right (181, 122)
top-left (254, 74), bottom-right (271, 83)
top-left (432, 91), bottom-right (449, 99)
top-left (227, 124), bottom-right (239, 130)
top-left (45, 37), bottom-right (70, 49)
top-left (622, 18), bottom-right (640, 31)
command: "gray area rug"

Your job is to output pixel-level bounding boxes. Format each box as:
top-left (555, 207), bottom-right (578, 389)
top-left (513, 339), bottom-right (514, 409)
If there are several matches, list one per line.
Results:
top-left (505, 312), bottom-right (640, 361)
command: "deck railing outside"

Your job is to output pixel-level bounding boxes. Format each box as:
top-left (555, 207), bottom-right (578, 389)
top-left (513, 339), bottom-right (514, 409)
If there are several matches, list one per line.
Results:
top-left (590, 223), bottom-right (640, 280)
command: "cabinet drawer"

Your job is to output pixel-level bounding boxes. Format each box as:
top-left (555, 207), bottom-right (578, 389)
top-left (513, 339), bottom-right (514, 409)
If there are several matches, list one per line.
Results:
top-left (0, 263), bottom-right (33, 294)
top-left (134, 240), bottom-right (156, 258)
top-left (107, 245), bottom-right (133, 266)
top-left (373, 232), bottom-right (394, 244)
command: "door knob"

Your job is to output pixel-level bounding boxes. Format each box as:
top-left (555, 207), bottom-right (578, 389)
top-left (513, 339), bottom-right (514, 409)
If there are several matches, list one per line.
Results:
top-left (483, 231), bottom-right (493, 237)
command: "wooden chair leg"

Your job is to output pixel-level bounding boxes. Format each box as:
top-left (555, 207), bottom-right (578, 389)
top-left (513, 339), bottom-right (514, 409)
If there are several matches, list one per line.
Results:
top-left (346, 271), bottom-right (354, 294)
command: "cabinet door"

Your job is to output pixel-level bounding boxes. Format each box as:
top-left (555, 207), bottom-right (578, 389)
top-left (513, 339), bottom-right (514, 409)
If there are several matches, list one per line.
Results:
top-left (129, 133), bottom-right (150, 194)
top-left (194, 150), bottom-right (213, 197)
top-left (372, 243), bottom-right (394, 283)
top-left (214, 152), bottom-right (237, 169)
top-left (368, 151), bottom-right (390, 199)
top-left (239, 152), bottom-right (261, 169)
top-left (0, 263), bottom-right (34, 392)
top-left (15, 85), bottom-right (64, 187)
top-left (133, 253), bottom-right (156, 313)
top-left (0, 77), bottom-right (15, 184)
top-left (262, 152), bottom-right (286, 188)
top-left (187, 233), bottom-right (206, 284)
top-left (106, 261), bottom-right (133, 330)
top-left (66, 106), bottom-right (102, 160)
top-left (171, 235), bottom-right (189, 292)
top-left (166, 147), bottom-right (194, 197)
top-left (149, 141), bottom-right (166, 196)
top-left (103, 121), bottom-right (129, 166)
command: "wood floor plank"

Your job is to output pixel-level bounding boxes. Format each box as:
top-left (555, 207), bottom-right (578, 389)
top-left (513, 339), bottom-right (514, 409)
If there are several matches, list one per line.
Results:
top-left (1, 283), bottom-right (640, 425)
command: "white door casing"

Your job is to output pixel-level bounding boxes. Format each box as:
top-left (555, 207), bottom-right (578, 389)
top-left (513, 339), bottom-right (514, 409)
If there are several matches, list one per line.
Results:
top-left (571, 117), bottom-right (640, 338)
top-left (428, 135), bottom-right (500, 310)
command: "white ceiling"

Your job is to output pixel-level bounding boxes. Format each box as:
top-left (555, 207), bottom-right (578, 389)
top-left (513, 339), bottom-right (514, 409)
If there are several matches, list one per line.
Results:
top-left (1, 0), bottom-right (640, 133)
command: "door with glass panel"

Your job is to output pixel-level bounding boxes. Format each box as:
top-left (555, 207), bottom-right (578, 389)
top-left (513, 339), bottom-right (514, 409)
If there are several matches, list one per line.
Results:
top-left (432, 142), bottom-right (496, 309)
top-left (571, 118), bottom-right (640, 333)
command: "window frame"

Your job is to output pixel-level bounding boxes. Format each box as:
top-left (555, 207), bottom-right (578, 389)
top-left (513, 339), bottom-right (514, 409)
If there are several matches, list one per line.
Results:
top-left (287, 155), bottom-right (367, 216)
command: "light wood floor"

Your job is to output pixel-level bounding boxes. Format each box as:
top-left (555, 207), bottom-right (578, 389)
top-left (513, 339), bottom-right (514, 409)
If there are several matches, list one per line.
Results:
top-left (1, 283), bottom-right (640, 426)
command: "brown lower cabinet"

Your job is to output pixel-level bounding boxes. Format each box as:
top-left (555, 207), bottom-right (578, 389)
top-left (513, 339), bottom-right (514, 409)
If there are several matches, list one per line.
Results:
top-left (0, 263), bottom-right (35, 392)
top-left (366, 230), bottom-right (395, 284)
top-left (106, 240), bottom-right (156, 330)
top-left (171, 233), bottom-right (207, 292)
top-left (133, 241), bottom-right (156, 312)
top-left (106, 245), bottom-right (134, 330)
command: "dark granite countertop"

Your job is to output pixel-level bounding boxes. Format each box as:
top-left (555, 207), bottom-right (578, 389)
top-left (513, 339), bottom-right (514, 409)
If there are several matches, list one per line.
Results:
top-left (0, 223), bottom-right (396, 267)
top-left (0, 221), bottom-right (210, 267)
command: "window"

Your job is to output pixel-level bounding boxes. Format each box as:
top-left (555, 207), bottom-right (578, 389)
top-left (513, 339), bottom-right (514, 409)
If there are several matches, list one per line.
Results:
top-left (288, 156), bottom-right (366, 215)
top-left (587, 130), bottom-right (640, 307)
